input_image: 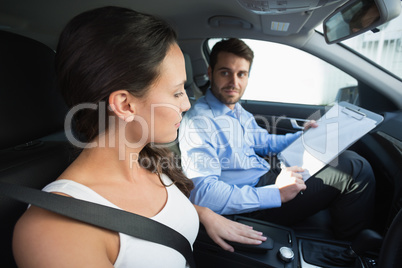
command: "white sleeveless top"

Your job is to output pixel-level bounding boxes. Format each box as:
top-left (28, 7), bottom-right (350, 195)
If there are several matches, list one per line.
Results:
top-left (42, 174), bottom-right (199, 268)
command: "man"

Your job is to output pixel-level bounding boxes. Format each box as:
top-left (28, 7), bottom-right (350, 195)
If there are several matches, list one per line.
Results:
top-left (179, 38), bottom-right (375, 240)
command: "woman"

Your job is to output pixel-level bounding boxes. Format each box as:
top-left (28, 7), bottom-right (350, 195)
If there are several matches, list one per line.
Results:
top-left (12, 6), bottom-right (266, 267)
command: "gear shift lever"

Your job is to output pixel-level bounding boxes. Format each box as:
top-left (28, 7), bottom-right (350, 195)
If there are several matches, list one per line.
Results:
top-left (346, 229), bottom-right (383, 257)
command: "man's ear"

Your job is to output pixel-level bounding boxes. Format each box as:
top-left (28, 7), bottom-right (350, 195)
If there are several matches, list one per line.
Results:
top-left (207, 66), bottom-right (212, 81)
top-left (109, 90), bottom-right (136, 122)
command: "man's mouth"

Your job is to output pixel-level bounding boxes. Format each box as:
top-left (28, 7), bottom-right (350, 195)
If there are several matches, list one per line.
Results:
top-left (223, 88), bottom-right (238, 95)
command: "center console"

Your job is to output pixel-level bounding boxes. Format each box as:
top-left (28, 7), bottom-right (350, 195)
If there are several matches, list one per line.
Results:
top-left (193, 216), bottom-right (378, 268)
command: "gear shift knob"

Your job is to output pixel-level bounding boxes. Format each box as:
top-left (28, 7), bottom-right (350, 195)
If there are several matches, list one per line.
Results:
top-left (349, 229), bottom-right (383, 256)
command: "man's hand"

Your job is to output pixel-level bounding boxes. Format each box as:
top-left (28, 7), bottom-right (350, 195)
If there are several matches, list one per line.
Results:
top-left (303, 120), bottom-right (318, 131)
top-left (275, 166), bottom-right (306, 203)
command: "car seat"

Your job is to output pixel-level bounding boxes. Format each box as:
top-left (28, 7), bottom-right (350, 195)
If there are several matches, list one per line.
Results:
top-left (183, 52), bottom-right (204, 104)
top-left (0, 30), bottom-right (78, 267)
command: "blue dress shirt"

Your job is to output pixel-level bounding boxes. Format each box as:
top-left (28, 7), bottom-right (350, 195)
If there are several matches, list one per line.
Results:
top-left (179, 89), bottom-right (301, 215)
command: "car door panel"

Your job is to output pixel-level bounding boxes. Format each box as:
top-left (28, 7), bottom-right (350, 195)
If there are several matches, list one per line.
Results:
top-left (241, 100), bottom-right (327, 135)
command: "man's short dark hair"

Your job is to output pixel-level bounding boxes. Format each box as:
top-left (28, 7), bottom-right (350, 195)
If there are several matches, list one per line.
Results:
top-left (209, 38), bottom-right (254, 72)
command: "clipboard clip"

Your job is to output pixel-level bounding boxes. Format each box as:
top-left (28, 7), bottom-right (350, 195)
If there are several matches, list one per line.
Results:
top-left (341, 106), bottom-right (366, 120)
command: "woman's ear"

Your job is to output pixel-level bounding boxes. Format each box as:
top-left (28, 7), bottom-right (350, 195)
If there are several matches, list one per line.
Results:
top-left (109, 90), bottom-right (136, 122)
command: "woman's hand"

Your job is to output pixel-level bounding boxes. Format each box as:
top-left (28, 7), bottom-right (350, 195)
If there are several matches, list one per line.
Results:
top-left (194, 205), bottom-right (267, 252)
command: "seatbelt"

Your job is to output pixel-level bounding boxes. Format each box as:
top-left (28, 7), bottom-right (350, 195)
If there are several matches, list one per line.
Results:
top-left (0, 181), bottom-right (196, 267)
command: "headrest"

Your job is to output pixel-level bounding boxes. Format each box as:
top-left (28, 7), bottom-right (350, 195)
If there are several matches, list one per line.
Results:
top-left (183, 53), bottom-right (194, 89)
top-left (0, 30), bottom-right (68, 149)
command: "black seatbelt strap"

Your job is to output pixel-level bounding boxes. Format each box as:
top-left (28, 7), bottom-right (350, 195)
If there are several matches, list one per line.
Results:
top-left (0, 182), bottom-right (196, 267)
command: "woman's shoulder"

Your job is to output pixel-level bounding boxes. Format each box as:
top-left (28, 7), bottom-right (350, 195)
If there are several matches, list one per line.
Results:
top-left (42, 179), bottom-right (120, 209)
top-left (13, 204), bottom-right (117, 267)
top-left (13, 178), bottom-right (120, 267)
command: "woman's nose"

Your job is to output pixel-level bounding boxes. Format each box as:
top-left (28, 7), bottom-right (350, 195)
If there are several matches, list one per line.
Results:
top-left (181, 94), bottom-right (191, 112)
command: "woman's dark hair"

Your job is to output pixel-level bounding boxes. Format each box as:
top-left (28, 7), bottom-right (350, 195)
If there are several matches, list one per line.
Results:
top-left (209, 38), bottom-right (254, 72)
top-left (55, 6), bottom-right (193, 196)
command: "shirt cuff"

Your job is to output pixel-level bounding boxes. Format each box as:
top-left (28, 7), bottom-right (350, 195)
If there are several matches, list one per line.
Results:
top-left (256, 185), bottom-right (282, 209)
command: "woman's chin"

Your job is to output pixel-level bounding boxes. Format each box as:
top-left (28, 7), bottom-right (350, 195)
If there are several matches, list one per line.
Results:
top-left (154, 135), bottom-right (178, 146)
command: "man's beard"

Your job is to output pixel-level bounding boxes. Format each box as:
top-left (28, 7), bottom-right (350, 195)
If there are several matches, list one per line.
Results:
top-left (210, 80), bottom-right (241, 105)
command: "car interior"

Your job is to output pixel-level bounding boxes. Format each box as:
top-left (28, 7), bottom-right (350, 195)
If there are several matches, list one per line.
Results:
top-left (1, 0), bottom-right (401, 267)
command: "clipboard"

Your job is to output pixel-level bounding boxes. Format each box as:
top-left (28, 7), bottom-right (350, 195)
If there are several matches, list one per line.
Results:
top-left (277, 102), bottom-right (383, 181)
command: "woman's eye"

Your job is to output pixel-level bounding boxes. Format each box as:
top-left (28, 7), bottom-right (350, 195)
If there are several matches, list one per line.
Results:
top-left (175, 92), bottom-right (184, 98)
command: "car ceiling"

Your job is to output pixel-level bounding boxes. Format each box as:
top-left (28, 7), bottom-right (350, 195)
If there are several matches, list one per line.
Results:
top-left (1, 0), bottom-right (348, 50)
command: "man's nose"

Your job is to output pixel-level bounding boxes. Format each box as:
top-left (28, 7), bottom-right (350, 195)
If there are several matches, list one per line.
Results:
top-left (228, 74), bottom-right (238, 87)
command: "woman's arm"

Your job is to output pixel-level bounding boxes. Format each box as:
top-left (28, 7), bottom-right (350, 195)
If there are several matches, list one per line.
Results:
top-left (13, 206), bottom-right (116, 268)
top-left (194, 205), bottom-right (267, 252)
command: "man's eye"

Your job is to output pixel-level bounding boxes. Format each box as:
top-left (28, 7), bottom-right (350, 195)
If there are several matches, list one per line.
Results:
top-left (238, 72), bottom-right (247, 78)
top-left (221, 71), bottom-right (229, 76)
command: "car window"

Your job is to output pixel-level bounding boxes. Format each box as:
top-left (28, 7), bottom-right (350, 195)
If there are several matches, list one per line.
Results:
top-left (207, 38), bottom-right (356, 106)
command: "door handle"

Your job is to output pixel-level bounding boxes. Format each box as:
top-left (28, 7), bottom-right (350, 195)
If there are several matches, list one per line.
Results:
top-left (289, 118), bottom-right (309, 130)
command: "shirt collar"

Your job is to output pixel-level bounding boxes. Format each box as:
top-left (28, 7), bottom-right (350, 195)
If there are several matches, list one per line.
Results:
top-left (205, 88), bottom-right (242, 118)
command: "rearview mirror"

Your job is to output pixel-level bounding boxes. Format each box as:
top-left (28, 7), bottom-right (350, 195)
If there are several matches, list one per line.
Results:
top-left (323, 0), bottom-right (401, 44)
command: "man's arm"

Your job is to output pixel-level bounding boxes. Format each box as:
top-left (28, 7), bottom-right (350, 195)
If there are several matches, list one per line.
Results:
top-left (189, 172), bottom-right (281, 215)
top-left (246, 115), bottom-right (302, 157)
top-left (179, 116), bottom-right (282, 215)
top-left (251, 119), bottom-right (318, 157)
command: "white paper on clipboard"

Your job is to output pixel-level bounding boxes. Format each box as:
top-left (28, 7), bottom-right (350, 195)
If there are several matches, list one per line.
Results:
top-left (277, 102), bottom-right (383, 181)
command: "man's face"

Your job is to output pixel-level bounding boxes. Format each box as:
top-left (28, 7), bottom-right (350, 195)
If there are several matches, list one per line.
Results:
top-left (208, 52), bottom-right (250, 110)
